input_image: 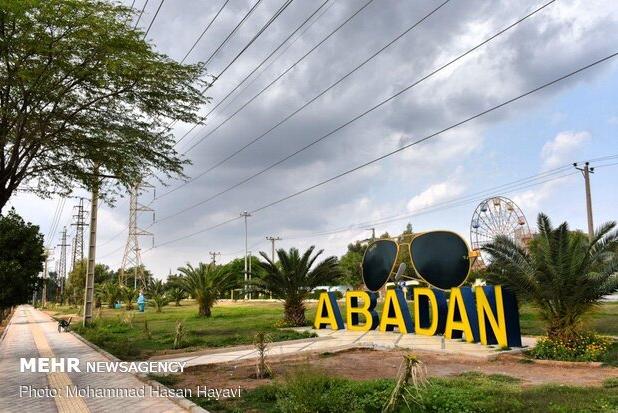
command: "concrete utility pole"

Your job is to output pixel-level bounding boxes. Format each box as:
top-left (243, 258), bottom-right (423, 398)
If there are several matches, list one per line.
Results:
top-left (42, 249), bottom-right (53, 307)
top-left (573, 162), bottom-right (595, 240)
top-left (71, 197), bottom-right (88, 270)
top-left (209, 251), bottom-right (221, 265)
top-left (367, 228), bottom-right (376, 241)
top-left (248, 250), bottom-right (253, 299)
top-left (266, 236), bottom-right (281, 263)
top-left (240, 211), bottom-right (251, 300)
top-left (57, 227), bottom-right (70, 297)
top-left (83, 168), bottom-right (99, 326)
top-left (119, 181), bottom-right (154, 289)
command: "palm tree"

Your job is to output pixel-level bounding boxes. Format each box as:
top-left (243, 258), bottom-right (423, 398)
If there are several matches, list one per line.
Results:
top-left (483, 213), bottom-right (618, 339)
top-left (178, 263), bottom-right (236, 317)
top-left (147, 279), bottom-right (169, 312)
top-left (167, 287), bottom-right (187, 306)
top-left (97, 282), bottom-right (120, 308)
top-left (254, 246), bottom-right (343, 326)
top-left (121, 286), bottom-right (139, 310)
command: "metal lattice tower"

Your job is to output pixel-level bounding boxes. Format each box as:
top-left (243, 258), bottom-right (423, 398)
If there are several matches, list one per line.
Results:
top-left (57, 227), bottom-right (70, 296)
top-left (119, 182), bottom-right (154, 288)
top-left (71, 197), bottom-right (88, 270)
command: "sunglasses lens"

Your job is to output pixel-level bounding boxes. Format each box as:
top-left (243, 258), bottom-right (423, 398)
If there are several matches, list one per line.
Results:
top-left (410, 231), bottom-right (470, 290)
top-left (362, 240), bottom-right (398, 292)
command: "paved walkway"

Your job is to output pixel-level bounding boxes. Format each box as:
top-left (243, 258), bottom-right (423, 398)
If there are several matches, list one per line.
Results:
top-left (0, 305), bottom-right (187, 413)
top-left (158, 327), bottom-right (537, 368)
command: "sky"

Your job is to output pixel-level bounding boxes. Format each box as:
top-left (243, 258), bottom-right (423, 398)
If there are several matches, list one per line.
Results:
top-left (7, 0), bottom-right (618, 277)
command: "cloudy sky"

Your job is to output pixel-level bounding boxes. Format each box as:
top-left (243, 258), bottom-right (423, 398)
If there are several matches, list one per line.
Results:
top-left (8, 0), bottom-right (618, 276)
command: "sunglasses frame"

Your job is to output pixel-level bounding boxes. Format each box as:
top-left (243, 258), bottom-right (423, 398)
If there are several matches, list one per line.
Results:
top-left (361, 230), bottom-right (479, 291)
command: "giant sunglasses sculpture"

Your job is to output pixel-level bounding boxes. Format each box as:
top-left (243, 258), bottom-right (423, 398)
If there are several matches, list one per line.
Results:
top-left (362, 231), bottom-right (479, 291)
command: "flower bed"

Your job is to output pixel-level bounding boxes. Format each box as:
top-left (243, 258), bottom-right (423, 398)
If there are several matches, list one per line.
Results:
top-left (530, 332), bottom-right (614, 362)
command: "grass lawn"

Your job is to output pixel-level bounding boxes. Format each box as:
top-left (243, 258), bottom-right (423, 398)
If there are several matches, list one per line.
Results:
top-left (185, 371), bottom-right (618, 413)
top-left (50, 301), bottom-right (315, 360)
top-left (46, 299), bottom-right (618, 360)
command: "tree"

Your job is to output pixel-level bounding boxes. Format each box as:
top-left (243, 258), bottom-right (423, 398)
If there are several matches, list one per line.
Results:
top-left (121, 286), bottom-right (139, 310)
top-left (178, 263), bottom-right (236, 317)
top-left (167, 287), bottom-right (186, 306)
top-left (65, 259), bottom-right (113, 304)
top-left (0, 0), bottom-right (209, 212)
top-left (254, 246), bottom-right (343, 326)
top-left (483, 213), bottom-right (618, 339)
top-left (0, 209), bottom-right (44, 310)
top-left (96, 281), bottom-right (120, 308)
top-left (147, 279), bottom-right (168, 312)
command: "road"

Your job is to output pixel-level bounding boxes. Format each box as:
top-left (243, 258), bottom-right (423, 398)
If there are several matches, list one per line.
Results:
top-left (0, 305), bottom-right (188, 413)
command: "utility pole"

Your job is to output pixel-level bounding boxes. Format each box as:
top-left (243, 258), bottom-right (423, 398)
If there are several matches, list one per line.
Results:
top-left (83, 167), bottom-right (119, 326)
top-left (367, 228), bottom-right (376, 241)
top-left (83, 166), bottom-right (99, 326)
top-left (573, 162), bottom-right (595, 240)
top-left (240, 211), bottom-right (251, 300)
top-left (265, 236), bottom-right (281, 301)
top-left (57, 227), bottom-right (70, 298)
top-left (248, 251), bottom-right (252, 300)
top-left (209, 251), bottom-right (221, 265)
top-left (120, 181), bottom-right (154, 289)
top-left (71, 197), bottom-right (88, 270)
top-left (265, 236), bottom-right (281, 263)
top-left (42, 248), bottom-right (53, 307)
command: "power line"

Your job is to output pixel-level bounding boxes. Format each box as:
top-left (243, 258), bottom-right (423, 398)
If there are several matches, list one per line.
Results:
top-left (159, 0), bottom-right (450, 199)
top-left (200, 0), bottom-right (331, 126)
top-left (181, 0), bottom-right (232, 64)
top-left (155, 0), bottom-right (557, 221)
top-left (143, 0), bottom-right (166, 37)
top-left (173, 0), bottom-right (296, 145)
top-left (178, 0), bottom-right (377, 153)
top-left (217, 0), bottom-right (337, 117)
top-left (204, 0), bottom-right (265, 69)
top-left (146, 50), bottom-right (618, 249)
top-left (134, 0), bottom-right (149, 28)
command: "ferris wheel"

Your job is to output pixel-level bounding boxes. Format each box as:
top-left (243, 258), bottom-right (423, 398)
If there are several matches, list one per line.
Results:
top-left (470, 196), bottom-right (531, 265)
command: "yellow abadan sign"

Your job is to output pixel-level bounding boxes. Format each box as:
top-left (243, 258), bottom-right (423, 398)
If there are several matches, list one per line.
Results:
top-left (313, 286), bottom-right (522, 348)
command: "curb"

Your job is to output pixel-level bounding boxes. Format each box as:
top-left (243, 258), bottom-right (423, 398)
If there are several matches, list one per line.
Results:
top-left (68, 327), bottom-right (209, 413)
top-left (0, 307), bottom-right (15, 343)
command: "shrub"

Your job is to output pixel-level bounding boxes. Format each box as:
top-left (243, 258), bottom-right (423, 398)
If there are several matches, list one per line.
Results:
top-left (530, 332), bottom-right (613, 362)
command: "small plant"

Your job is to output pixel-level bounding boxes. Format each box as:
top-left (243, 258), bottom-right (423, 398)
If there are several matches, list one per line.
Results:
top-left (173, 320), bottom-right (185, 349)
top-left (122, 311), bottom-right (135, 327)
top-left (530, 332), bottom-right (613, 362)
top-left (254, 331), bottom-right (273, 379)
top-left (383, 354), bottom-right (427, 413)
top-left (603, 377), bottom-right (618, 389)
top-left (144, 318), bottom-right (152, 339)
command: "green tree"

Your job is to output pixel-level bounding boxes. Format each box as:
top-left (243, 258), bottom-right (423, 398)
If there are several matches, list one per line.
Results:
top-left (178, 263), bottom-right (236, 317)
top-left (254, 246), bottom-right (343, 326)
top-left (146, 279), bottom-right (168, 312)
top-left (0, 209), bottom-right (44, 310)
top-left (0, 0), bottom-right (209, 212)
top-left (484, 213), bottom-right (618, 339)
top-left (121, 286), bottom-right (139, 310)
top-left (96, 281), bottom-right (120, 308)
top-left (65, 259), bottom-right (113, 304)
top-left (338, 241), bottom-right (367, 287)
top-left (167, 287), bottom-right (186, 306)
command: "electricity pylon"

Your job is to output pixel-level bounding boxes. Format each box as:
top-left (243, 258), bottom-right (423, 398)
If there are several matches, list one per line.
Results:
top-left (57, 227), bottom-right (70, 296)
top-left (119, 181), bottom-right (154, 289)
top-left (71, 197), bottom-right (88, 270)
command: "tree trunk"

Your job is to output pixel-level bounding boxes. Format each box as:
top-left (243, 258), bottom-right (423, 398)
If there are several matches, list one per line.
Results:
top-left (198, 301), bottom-right (212, 317)
top-left (284, 296), bottom-right (306, 326)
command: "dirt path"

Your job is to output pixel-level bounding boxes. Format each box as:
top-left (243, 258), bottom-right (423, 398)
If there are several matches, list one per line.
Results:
top-left (174, 348), bottom-right (618, 392)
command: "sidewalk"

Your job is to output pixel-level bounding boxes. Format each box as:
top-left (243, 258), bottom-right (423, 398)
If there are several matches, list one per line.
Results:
top-left (0, 305), bottom-right (189, 413)
top-left (156, 327), bottom-right (537, 368)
